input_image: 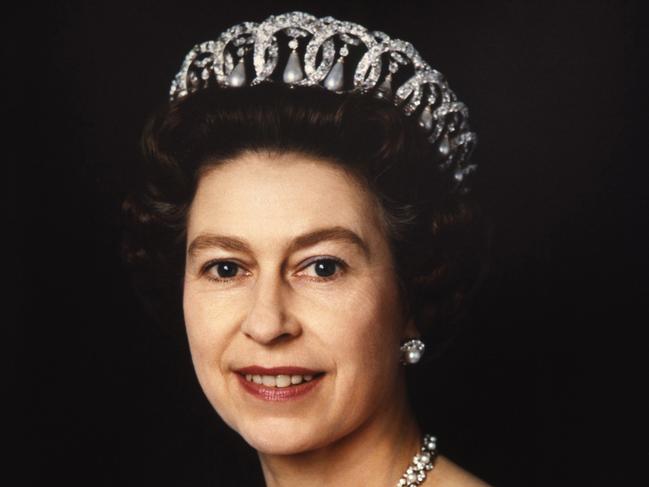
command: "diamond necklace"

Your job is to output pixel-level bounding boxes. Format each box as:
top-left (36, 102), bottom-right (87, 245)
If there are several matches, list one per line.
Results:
top-left (395, 434), bottom-right (437, 487)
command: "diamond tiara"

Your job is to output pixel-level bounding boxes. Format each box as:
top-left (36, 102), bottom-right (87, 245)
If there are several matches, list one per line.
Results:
top-left (169, 11), bottom-right (478, 193)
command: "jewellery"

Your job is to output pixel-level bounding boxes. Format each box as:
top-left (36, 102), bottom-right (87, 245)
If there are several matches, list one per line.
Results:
top-left (396, 433), bottom-right (437, 486)
top-left (168, 11), bottom-right (478, 193)
top-left (400, 338), bottom-right (426, 365)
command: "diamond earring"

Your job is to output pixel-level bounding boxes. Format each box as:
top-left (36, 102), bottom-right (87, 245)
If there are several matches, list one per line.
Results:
top-left (400, 338), bottom-right (426, 365)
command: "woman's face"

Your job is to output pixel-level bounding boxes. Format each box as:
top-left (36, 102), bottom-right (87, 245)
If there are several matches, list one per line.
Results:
top-left (183, 151), bottom-right (416, 455)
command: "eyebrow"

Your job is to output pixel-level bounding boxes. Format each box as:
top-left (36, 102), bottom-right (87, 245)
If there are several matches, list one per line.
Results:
top-left (187, 225), bottom-right (371, 261)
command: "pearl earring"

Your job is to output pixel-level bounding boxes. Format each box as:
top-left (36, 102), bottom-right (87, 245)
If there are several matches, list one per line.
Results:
top-left (400, 338), bottom-right (426, 365)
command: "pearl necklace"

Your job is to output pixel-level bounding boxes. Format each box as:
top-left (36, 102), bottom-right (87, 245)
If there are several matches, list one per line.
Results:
top-left (395, 434), bottom-right (437, 487)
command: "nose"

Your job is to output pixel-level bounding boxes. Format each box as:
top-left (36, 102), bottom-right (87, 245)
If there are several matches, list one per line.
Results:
top-left (240, 269), bottom-right (301, 345)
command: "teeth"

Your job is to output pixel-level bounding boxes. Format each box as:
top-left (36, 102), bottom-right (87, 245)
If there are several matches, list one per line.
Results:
top-left (276, 375), bottom-right (291, 387)
top-left (244, 373), bottom-right (319, 388)
top-left (262, 376), bottom-right (276, 387)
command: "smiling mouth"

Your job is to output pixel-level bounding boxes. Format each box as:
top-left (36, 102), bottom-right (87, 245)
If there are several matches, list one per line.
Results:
top-left (239, 372), bottom-right (326, 388)
top-left (235, 371), bottom-right (326, 401)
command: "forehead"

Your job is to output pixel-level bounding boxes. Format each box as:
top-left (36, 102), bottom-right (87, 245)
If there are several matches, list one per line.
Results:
top-left (187, 151), bottom-right (384, 240)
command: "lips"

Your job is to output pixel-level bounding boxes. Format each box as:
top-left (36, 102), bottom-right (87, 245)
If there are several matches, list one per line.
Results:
top-left (233, 365), bottom-right (326, 401)
top-left (235, 372), bottom-right (325, 401)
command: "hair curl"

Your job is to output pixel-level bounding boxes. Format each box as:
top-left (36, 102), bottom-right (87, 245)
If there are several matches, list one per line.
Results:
top-left (120, 82), bottom-right (489, 358)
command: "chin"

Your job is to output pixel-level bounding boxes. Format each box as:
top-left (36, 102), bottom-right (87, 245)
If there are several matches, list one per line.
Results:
top-left (237, 416), bottom-right (327, 455)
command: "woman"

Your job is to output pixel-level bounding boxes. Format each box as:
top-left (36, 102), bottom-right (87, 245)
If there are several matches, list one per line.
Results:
top-left (121, 11), bottom-right (491, 486)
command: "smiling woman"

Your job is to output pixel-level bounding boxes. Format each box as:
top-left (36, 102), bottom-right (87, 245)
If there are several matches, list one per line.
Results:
top-left (120, 11), bottom-right (491, 487)
top-left (182, 152), bottom-right (415, 458)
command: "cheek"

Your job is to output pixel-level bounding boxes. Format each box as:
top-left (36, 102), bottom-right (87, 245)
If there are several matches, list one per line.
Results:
top-left (325, 280), bottom-right (403, 386)
top-left (182, 284), bottom-right (232, 383)
top-left (183, 288), bottom-right (216, 351)
top-left (182, 284), bottom-right (242, 427)
top-left (183, 275), bottom-right (240, 338)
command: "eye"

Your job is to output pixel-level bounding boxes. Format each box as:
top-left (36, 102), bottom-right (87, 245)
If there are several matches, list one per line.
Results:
top-left (203, 260), bottom-right (246, 283)
top-left (301, 257), bottom-right (347, 281)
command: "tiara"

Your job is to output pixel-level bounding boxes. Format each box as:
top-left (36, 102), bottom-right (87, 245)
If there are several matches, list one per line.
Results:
top-left (169, 11), bottom-right (478, 193)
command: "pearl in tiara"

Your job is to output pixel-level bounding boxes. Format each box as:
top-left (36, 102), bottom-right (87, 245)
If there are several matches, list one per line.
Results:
top-left (169, 11), bottom-right (478, 193)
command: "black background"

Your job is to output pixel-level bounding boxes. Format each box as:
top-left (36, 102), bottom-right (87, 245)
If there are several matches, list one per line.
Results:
top-left (10, 1), bottom-right (646, 486)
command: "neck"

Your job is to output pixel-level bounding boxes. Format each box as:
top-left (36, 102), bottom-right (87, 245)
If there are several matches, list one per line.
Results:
top-left (257, 375), bottom-right (422, 487)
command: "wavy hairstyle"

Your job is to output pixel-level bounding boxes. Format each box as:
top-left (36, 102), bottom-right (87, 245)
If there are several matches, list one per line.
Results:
top-left (120, 82), bottom-right (489, 358)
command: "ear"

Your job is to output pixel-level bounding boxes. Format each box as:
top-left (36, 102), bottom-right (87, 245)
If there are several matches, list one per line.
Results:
top-left (402, 315), bottom-right (420, 340)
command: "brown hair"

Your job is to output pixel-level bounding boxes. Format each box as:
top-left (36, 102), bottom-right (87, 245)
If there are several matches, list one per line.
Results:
top-left (120, 82), bottom-right (489, 358)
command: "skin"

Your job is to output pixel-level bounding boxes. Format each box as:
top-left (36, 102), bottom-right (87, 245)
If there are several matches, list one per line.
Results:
top-left (182, 150), bottom-right (491, 486)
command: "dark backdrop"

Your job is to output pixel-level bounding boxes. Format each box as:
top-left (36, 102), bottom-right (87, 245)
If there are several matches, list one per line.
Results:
top-left (10, 1), bottom-right (645, 486)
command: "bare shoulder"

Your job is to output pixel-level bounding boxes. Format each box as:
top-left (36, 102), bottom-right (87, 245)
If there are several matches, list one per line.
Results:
top-left (425, 455), bottom-right (493, 487)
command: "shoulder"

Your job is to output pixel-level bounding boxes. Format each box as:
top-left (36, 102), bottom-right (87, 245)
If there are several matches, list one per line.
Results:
top-left (425, 455), bottom-right (493, 487)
